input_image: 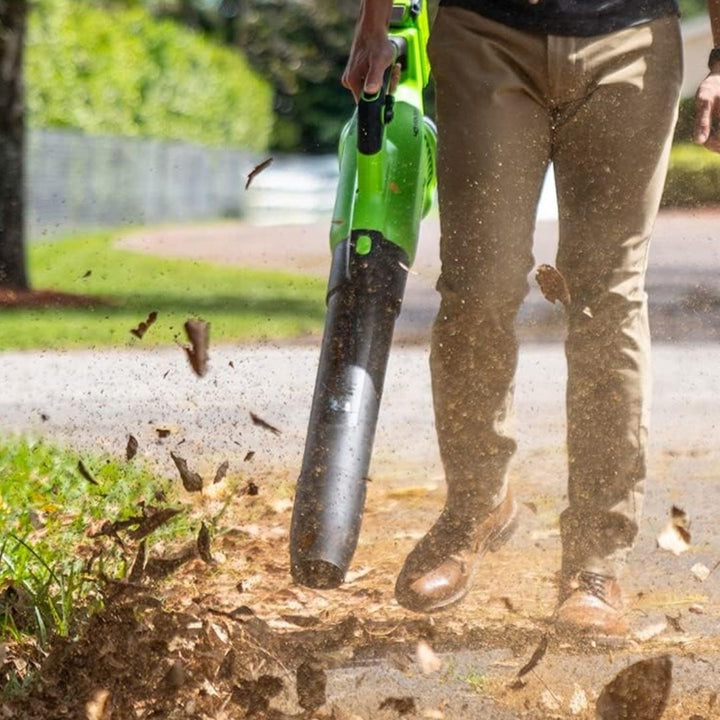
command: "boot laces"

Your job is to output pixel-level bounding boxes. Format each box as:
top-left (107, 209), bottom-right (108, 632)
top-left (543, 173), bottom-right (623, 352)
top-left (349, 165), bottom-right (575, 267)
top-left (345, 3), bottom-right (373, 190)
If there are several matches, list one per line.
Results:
top-left (575, 571), bottom-right (610, 602)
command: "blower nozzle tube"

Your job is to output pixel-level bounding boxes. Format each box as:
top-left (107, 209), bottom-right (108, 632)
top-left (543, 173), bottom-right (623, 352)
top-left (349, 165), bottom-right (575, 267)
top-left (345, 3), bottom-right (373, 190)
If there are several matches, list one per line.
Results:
top-left (290, 232), bottom-right (408, 588)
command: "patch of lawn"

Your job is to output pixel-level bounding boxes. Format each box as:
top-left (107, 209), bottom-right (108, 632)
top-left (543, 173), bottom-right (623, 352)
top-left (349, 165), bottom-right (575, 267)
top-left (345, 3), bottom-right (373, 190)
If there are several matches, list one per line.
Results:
top-left (0, 438), bottom-right (186, 665)
top-left (0, 230), bottom-right (326, 350)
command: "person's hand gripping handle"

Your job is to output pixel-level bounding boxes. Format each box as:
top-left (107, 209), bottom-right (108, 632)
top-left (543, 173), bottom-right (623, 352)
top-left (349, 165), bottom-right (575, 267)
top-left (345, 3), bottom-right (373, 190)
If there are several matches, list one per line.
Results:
top-left (341, 0), bottom-right (400, 103)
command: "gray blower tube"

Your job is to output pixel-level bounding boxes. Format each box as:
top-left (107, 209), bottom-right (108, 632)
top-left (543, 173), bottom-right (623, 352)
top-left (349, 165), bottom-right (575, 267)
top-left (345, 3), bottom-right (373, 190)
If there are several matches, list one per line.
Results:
top-left (290, 232), bottom-right (408, 589)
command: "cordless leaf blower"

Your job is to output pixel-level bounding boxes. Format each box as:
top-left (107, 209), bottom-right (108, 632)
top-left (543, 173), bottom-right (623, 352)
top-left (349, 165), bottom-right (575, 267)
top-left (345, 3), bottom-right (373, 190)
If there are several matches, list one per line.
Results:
top-left (290, 0), bottom-right (437, 589)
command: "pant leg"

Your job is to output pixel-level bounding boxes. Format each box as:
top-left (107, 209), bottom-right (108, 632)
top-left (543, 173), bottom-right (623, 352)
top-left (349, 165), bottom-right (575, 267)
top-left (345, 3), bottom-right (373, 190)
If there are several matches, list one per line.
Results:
top-left (551, 17), bottom-right (683, 577)
top-left (428, 8), bottom-right (552, 519)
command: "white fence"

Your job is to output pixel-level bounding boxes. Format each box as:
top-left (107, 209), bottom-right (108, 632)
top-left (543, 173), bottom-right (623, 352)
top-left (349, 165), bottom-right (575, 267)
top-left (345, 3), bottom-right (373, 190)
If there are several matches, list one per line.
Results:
top-left (27, 128), bottom-right (253, 238)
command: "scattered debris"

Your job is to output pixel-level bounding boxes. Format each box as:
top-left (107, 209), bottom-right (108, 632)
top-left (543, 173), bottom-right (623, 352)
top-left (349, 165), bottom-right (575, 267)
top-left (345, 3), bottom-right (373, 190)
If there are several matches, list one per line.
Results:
top-left (197, 522), bottom-right (214, 564)
top-left (170, 453), bottom-right (203, 492)
top-left (249, 411), bottom-right (282, 436)
top-left (183, 318), bottom-right (210, 377)
top-left (126, 434), bottom-right (138, 461)
top-left (81, 270), bottom-right (92, 279)
top-left (128, 506), bottom-right (182, 541)
top-left (244, 450), bottom-right (256, 462)
top-left (130, 311), bottom-right (158, 339)
top-left (596, 655), bottom-right (672, 720)
top-left (245, 157), bottom-right (274, 190)
top-left (231, 675), bottom-right (283, 715)
top-left (39, 412), bottom-right (49, 422)
top-left (128, 540), bottom-right (147, 583)
top-left (518, 634), bottom-right (548, 677)
top-left (155, 427), bottom-right (171, 439)
top-left (535, 264), bottom-right (571, 307)
top-left (539, 688), bottom-right (562, 712)
top-left (656, 505), bottom-right (691, 555)
top-left (665, 613), bottom-right (684, 633)
top-left (84, 688), bottom-right (110, 720)
top-left (691, 562), bottom-right (711, 582)
top-left (163, 658), bottom-right (186, 689)
top-left (568, 684), bottom-right (588, 715)
top-left (213, 460), bottom-right (229, 485)
top-left (416, 640), bottom-right (442, 674)
top-left (379, 697), bottom-right (416, 715)
top-left (296, 658), bottom-right (327, 711)
top-left (633, 619), bottom-right (668, 643)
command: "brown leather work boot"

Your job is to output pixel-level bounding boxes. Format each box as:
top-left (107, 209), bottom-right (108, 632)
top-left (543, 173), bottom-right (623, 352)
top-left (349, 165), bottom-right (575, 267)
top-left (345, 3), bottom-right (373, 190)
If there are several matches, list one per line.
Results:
top-left (394, 492), bottom-right (517, 613)
top-left (555, 571), bottom-right (629, 637)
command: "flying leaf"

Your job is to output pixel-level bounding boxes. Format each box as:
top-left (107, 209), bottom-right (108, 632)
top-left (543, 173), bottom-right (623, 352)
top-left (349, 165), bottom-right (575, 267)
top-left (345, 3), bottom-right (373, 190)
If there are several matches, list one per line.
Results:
top-left (130, 311), bottom-right (158, 339)
top-left (183, 318), bottom-right (210, 377)
top-left (197, 522), bottom-right (214, 563)
top-left (596, 655), bottom-right (672, 720)
top-left (77, 460), bottom-right (99, 486)
top-left (249, 411), bottom-right (281, 436)
top-left (656, 505), bottom-right (691, 555)
top-left (245, 157), bottom-right (273, 190)
top-left (213, 460), bottom-right (229, 485)
top-left (170, 452), bottom-right (203, 492)
top-left (535, 264), bottom-right (571, 307)
top-left (126, 434), bottom-right (138, 461)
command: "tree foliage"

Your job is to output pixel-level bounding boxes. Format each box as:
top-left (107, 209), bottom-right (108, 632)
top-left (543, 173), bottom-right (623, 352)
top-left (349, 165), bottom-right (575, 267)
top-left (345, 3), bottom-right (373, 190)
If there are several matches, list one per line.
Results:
top-left (26, 0), bottom-right (273, 149)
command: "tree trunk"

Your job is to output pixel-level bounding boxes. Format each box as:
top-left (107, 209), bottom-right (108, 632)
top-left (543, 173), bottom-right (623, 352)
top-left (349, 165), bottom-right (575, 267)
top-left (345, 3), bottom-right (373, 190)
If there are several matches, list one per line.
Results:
top-left (0, 0), bottom-right (28, 289)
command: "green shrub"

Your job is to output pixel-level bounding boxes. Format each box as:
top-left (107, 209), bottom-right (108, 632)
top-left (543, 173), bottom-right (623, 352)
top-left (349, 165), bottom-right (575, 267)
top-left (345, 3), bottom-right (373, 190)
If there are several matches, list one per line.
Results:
top-left (662, 142), bottom-right (720, 207)
top-left (26, 0), bottom-right (272, 149)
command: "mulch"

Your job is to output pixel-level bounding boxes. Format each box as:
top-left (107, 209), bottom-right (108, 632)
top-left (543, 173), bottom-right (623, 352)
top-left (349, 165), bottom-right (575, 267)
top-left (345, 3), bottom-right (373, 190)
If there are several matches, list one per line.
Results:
top-left (0, 288), bottom-right (105, 309)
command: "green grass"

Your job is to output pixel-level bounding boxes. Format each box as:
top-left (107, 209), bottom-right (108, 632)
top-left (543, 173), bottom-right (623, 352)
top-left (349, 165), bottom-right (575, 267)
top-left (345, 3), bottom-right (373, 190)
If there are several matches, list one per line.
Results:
top-left (662, 142), bottom-right (720, 208)
top-left (0, 229), bottom-right (326, 350)
top-left (0, 438), bottom-right (187, 651)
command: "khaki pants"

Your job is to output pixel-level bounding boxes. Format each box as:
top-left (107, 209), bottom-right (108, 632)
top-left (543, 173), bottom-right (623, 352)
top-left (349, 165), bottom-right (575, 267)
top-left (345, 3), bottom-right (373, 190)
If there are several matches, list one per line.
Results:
top-left (427, 8), bottom-right (682, 577)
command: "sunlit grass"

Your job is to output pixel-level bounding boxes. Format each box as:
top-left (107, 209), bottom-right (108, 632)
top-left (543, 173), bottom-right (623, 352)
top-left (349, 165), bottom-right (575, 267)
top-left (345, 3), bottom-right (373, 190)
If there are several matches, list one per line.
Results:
top-left (0, 229), bottom-right (326, 350)
top-left (0, 438), bottom-right (186, 662)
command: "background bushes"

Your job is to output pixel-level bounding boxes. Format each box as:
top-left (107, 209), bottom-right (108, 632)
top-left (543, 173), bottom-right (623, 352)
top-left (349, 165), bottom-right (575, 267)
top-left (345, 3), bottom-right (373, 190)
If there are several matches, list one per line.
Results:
top-left (26, 0), bottom-right (272, 150)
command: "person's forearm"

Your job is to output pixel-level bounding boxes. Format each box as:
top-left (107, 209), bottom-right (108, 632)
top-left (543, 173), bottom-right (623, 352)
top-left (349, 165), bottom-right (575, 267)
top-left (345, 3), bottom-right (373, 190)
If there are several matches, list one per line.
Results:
top-left (358, 0), bottom-right (393, 32)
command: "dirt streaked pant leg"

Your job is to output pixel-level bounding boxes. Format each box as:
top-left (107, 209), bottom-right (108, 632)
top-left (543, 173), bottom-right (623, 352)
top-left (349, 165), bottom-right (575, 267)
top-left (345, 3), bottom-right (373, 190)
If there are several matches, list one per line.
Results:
top-left (428, 8), bottom-right (551, 519)
top-left (552, 17), bottom-right (683, 577)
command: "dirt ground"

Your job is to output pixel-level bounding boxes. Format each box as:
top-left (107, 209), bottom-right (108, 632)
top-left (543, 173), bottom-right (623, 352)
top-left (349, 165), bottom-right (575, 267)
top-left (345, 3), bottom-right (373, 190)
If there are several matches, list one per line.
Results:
top-left (3, 213), bottom-right (720, 719)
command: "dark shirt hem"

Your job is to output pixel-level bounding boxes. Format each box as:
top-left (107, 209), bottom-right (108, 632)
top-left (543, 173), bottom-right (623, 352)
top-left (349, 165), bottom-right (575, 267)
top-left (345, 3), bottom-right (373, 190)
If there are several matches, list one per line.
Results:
top-left (438, 0), bottom-right (680, 37)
